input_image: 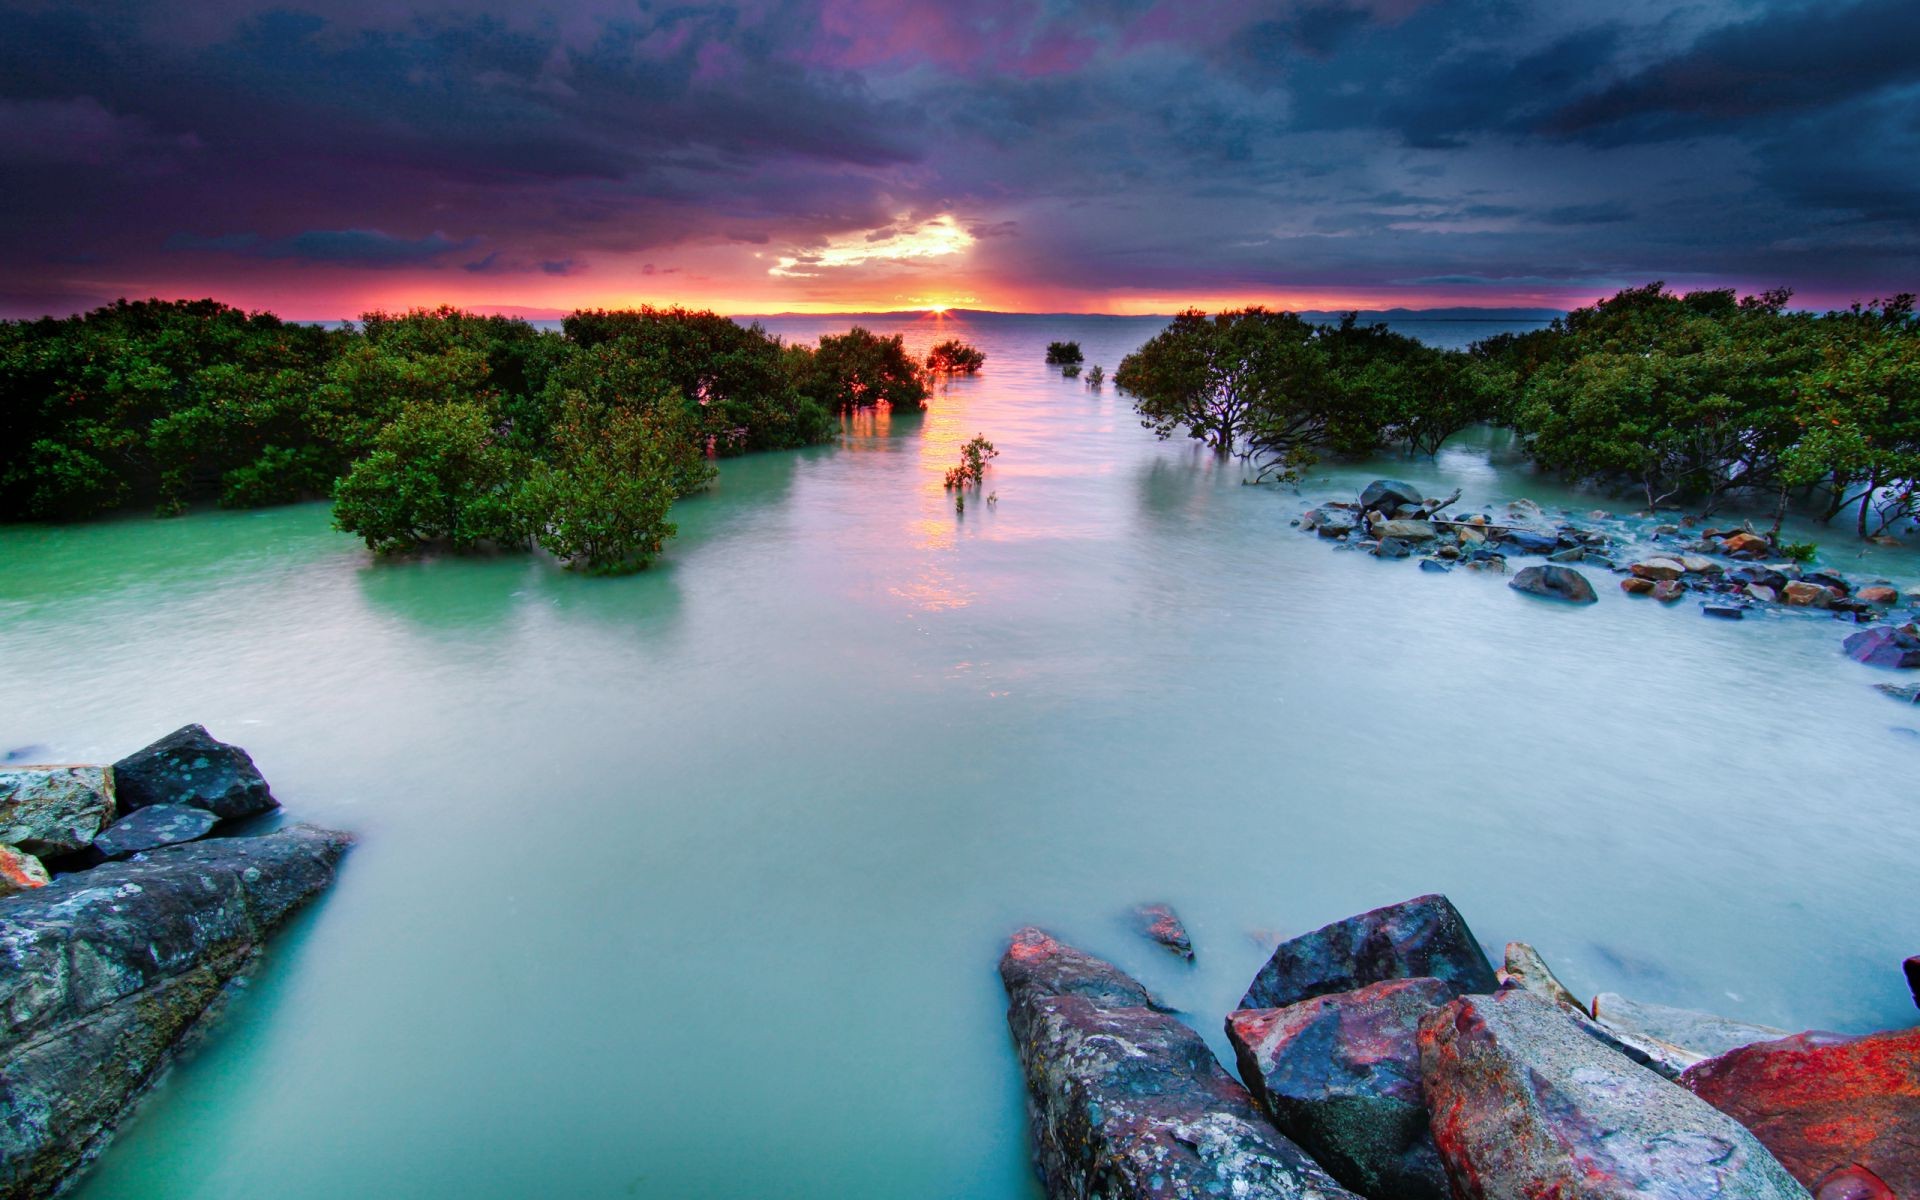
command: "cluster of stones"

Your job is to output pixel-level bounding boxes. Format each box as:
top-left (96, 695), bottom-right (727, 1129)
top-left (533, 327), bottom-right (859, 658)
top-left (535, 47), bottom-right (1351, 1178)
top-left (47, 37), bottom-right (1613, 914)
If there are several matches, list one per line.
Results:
top-left (1298, 479), bottom-right (1920, 667)
top-left (0, 726), bottom-right (351, 1200)
top-left (999, 894), bottom-right (1917, 1200)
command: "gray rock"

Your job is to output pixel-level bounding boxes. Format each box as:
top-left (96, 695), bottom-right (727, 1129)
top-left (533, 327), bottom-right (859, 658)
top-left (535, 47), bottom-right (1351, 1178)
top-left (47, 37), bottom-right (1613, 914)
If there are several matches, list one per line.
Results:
top-left (1592, 993), bottom-right (1789, 1060)
top-left (1374, 537), bottom-right (1414, 558)
top-left (1361, 480), bottom-right (1426, 514)
top-left (1240, 893), bottom-right (1498, 1011)
top-left (1001, 927), bottom-right (1358, 1200)
top-left (1373, 519), bottom-right (1438, 542)
top-left (1508, 564), bottom-right (1599, 604)
top-left (0, 767), bottom-right (115, 857)
top-left (0, 825), bottom-right (352, 1200)
top-left (1418, 989), bottom-right (1810, 1199)
top-left (1419, 559), bottom-right (1451, 574)
top-left (111, 725), bottom-right (277, 820)
top-left (1497, 529), bottom-right (1559, 555)
top-left (1498, 942), bottom-right (1584, 1012)
top-left (90, 804), bottom-right (221, 859)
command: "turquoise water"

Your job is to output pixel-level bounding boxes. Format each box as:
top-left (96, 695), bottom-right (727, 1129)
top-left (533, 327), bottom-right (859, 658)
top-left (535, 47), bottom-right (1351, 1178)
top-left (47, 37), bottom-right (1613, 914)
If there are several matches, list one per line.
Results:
top-left (1, 313), bottom-right (1915, 1200)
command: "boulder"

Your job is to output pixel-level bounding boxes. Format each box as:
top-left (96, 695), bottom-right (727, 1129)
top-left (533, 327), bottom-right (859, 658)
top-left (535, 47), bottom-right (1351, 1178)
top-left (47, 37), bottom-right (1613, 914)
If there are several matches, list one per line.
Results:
top-left (1731, 565), bottom-right (1791, 591)
top-left (0, 844), bottom-right (50, 895)
top-left (1374, 520), bottom-right (1438, 543)
top-left (1857, 585), bottom-right (1898, 605)
top-left (1622, 577), bottom-right (1656, 595)
top-left (111, 725), bottom-right (277, 820)
top-left (1547, 547), bottom-right (1585, 564)
top-left (1131, 902), bottom-right (1194, 962)
top-left (1457, 525), bottom-right (1487, 546)
top-left (1374, 537), bottom-right (1414, 559)
top-left (1724, 532), bottom-right (1771, 557)
top-left (1497, 529), bottom-right (1559, 555)
top-left (1312, 510), bottom-right (1358, 538)
top-left (1680, 1028), bottom-right (1919, 1196)
top-left (1361, 480), bottom-right (1426, 514)
top-left (1508, 564), bottom-right (1598, 604)
top-left (1747, 584), bottom-right (1780, 603)
top-left (1591, 993), bottom-right (1788, 1060)
top-left (1783, 581), bottom-right (1838, 608)
top-left (90, 804), bottom-right (221, 860)
top-left (1228, 977), bottom-right (1453, 1200)
top-left (1651, 579), bottom-right (1686, 602)
top-left (1419, 558), bottom-right (1451, 573)
top-left (1843, 626), bottom-right (1920, 668)
top-left (1419, 989), bottom-right (1810, 1200)
top-left (0, 767), bottom-right (115, 858)
top-left (1239, 894), bottom-right (1497, 1011)
top-left (1813, 1167), bottom-right (1894, 1200)
top-left (1631, 557), bottom-right (1687, 581)
top-left (1497, 942), bottom-right (1583, 1012)
top-left (1680, 555), bottom-right (1724, 575)
top-left (0, 825), bottom-right (352, 1200)
top-left (1801, 571), bottom-right (1851, 596)
top-left (1000, 928), bottom-right (1358, 1200)
top-left (1507, 498), bottom-right (1543, 518)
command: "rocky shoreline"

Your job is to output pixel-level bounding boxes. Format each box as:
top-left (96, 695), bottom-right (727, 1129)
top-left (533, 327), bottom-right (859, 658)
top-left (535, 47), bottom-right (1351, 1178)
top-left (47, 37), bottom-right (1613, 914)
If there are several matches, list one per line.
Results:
top-left (1000, 894), bottom-right (1917, 1200)
top-left (1296, 480), bottom-right (1920, 690)
top-left (0, 726), bottom-right (351, 1200)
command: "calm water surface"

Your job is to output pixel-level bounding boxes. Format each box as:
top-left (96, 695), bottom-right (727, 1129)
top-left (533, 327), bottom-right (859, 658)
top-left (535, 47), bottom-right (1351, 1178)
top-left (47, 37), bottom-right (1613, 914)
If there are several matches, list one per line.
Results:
top-left (2, 313), bottom-right (1914, 1200)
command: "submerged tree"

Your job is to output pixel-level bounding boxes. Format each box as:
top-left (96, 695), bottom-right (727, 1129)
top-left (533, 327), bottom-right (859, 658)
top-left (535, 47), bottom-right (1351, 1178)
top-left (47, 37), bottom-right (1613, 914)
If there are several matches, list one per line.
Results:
top-left (927, 339), bottom-right (986, 375)
top-left (1044, 341), bottom-right (1084, 365)
top-left (943, 434), bottom-right (998, 513)
top-left (788, 327), bottom-right (929, 411)
top-left (515, 398), bottom-right (696, 574)
top-left (331, 400), bottom-right (526, 555)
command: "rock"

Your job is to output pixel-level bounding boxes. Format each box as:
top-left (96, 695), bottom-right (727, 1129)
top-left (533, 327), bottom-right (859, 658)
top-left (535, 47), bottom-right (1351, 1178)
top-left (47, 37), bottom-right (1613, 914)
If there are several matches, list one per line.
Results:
top-left (0, 767), bottom-right (115, 858)
top-left (1457, 525), bottom-right (1487, 546)
top-left (1461, 558), bottom-right (1507, 574)
top-left (1814, 1166), bottom-right (1894, 1200)
top-left (1240, 894), bottom-right (1496, 1010)
top-left (1497, 528), bottom-right (1559, 555)
top-left (1497, 942), bottom-right (1584, 1011)
top-left (1507, 498), bottom-right (1543, 518)
top-left (1843, 625), bottom-right (1920, 668)
top-left (1631, 557), bottom-right (1687, 581)
top-left (90, 804), bottom-right (221, 859)
top-left (1131, 902), bottom-right (1194, 962)
top-left (1622, 577), bottom-right (1656, 595)
top-left (1547, 547), bottom-right (1585, 563)
top-left (1906, 956), bottom-right (1919, 1008)
top-left (1373, 519), bottom-right (1438, 542)
top-left (1748, 584), bottom-right (1780, 603)
top-left (1419, 558), bottom-right (1451, 573)
top-left (1703, 605), bottom-right (1746, 620)
top-left (1361, 480), bottom-right (1426, 514)
top-left (0, 844), bottom-right (50, 895)
top-left (1858, 585), bottom-right (1898, 605)
top-left (1419, 989), bottom-right (1809, 1200)
top-left (1312, 509), bottom-right (1358, 538)
top-left (0, 825), bottom-right (352, 1200)
top-left (1228, 977), bottom-right (1453, 1200)
top-left (1875, 683), bottom-right (1920, 703)
top-left (1508, 564), bottom-right (1598, 604)
top-left (1591, 993), bottom-right (1788, 1060)
top-left (1801, 571), bottom-right (1851, 595)
top-left (1680, 1027), bottom-right (1919, 1196)
top-left (1731, 565), bottom-right (1791, 590)
top-left (1783, 581), bottom-right (1838, 608)
top-left (1679, 555), bottom-right (1723, 575)
top-left (1374, 537), bottom-right (1413, 558)
top-left (1000, 928), bottom-right (1358, 1200)
top-left (1584, 552), bottom-right (1616, 568)
top-left (111, 725), bottom-right (277, 820)
top-left (1651, 579), bottom-right (1686, 602)
top-left (1724, 531), bottom-right (1771, 557)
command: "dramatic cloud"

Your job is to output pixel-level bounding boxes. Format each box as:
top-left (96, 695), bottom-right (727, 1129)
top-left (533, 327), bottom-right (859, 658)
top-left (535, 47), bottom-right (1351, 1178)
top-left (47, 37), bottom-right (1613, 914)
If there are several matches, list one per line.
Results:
top-left (0, 0), bottom-right (1913, 316)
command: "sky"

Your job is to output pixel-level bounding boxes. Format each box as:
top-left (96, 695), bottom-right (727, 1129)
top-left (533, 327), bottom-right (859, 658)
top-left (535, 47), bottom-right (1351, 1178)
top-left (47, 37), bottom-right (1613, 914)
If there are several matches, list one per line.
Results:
top-left (1, 0), bottom-right (1916, 318)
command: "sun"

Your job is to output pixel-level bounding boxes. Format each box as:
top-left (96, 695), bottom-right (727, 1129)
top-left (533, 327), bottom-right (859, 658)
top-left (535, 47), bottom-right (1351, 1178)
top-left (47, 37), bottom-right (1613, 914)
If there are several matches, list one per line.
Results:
top-left (927, 304), bottom-right (950, 314)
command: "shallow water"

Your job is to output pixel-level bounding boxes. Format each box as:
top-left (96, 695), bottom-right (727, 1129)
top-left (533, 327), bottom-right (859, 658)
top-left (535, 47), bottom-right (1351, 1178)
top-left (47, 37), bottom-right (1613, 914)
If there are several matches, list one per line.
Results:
top-left (2, 312), bottom-right (1915, 1200)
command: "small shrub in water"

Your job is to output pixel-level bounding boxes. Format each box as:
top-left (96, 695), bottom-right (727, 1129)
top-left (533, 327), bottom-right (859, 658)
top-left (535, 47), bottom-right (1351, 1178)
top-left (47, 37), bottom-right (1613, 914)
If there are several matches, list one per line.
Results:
top-left (1045, 341), bottom-right (1084, 365)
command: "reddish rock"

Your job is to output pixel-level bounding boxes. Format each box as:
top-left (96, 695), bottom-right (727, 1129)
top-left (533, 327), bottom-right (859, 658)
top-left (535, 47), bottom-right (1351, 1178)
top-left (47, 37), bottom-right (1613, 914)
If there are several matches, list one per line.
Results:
top-left (1724, 532), bottom-right (1771, 557)
top-left (1228, 977), bottom-right (1453, 1200)
top-left (1132, 902), bottom-right (1195, 961)
top-left (1857, 585), bottom-right (1899, 605)
top-left (1651, 579), bottom-right (1687, 602)
top-left (1680, 1027), bottom-right (1920, 1196)
top-left (1622, 577), bottom-right (1656, 595)
top-left (1631, 558), bottom-right (1686, 581)
top-left (1419, 989), bottom-right (1807, 1199)
top-left (1842, 625), bottom-right (1920, 668)
top-left (1814, 1166), bottom-right (1894, 1200)
top-left (1784, 581), bottom-right (1838, 607)
top-left (1239, 893), bottom-right (1497, 1011)
top-left (0, 842), bottom-right (49, 895)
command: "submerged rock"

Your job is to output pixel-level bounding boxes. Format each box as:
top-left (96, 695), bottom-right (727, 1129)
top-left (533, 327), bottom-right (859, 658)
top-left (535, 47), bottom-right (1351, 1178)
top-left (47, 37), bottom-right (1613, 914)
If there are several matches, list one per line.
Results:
top-left (1419, 989), bottom-right (1809, 1200)
top-left (112, 724), bottom-right (278, 820)
top-left (1631, 557), bottom-right (1687, 581)
top-left (0, 824), bottom-right (351, 1200)
top-left (90, 804), bottom-right (220, 860)
top-left (1508, 564), bottom-right (1598, 604)
top-left (1239, 893), bottom-right (1497, 1011)
top-left (1680, 1028), bottom-right (1919, 1197)
top-left (1843, 625), bottom-right (1920, 668)
top-left (1497, 529), bottom-right (1559, 556)
top-left (0, 844), bottom-right (50, 895)
top-left (1361, 480), bottom-right (1425, 514)
top-left (1000, 927), bottom-right (1358, 1200)
top-left (0, 767), bottom-right (115, 858)
top-left (1591, 993), bottom-right (1788, 1061)
top-left (1131, 902), bottom-right (1195, 962)
top-left (1229, 977), bottom-right (1452, 1200)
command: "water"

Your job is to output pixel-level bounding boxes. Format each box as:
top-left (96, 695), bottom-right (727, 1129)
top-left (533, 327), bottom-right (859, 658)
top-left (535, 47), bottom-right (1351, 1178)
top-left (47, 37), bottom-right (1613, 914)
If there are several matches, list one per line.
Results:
top-left (1, 313), bottom-right (1914, 1200)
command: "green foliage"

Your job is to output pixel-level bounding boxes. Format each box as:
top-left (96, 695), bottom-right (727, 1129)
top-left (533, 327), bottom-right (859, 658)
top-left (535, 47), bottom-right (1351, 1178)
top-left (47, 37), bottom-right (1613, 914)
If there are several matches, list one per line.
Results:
top-left (1777, 539), bottom-right (1819, 563)
top-left (516, 398), bottom-right (697, 574)
top-left (944, 434), bottom-right (998, 513)
top-left (927, 339), bottom-right (986, 374)
top-left (788, 327), bottom-right (929, 411)
top-left (331, 400), bottom-right (526, 555)
top-left (1086, 364), bottom-right (1105, 388)
top-left (1045, 341), bottom-right (1083, 365)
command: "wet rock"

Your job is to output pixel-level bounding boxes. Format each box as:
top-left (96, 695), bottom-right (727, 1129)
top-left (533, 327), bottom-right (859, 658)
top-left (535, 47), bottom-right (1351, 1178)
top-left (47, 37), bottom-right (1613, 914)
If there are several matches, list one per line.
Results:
top-left (1457, 525), bottom-right (1487, 547)
top-left (1229, 977), bottom-right (1452, 1200)
top-left (1651, 579), bottom-right (1686, 602)
top-left (1361, 480), bottom-right (1426, 514)
top-left (0, 843), bottom-right (50, 895)
top-left (1783, 581), bottom-right (1839, 608)
top-left (1747, 584), bottom-right (1780, 603)
top-left (1497, 529), bottom-right (1559, 555)
top-left (0, 767), bottom-right (115, 858)
top-left (1547, 547), bottom-right (1585, 563)
top-left (1680, 1027), bottom-right (1919, 1196)
top-left (1814, 1166), bottom-right (1894, 1200)
top-left (1591, 993), bottom-right (1788, 1060)
top-left (1461, 558), bottom-right (1507, 574)
top-left (1497, 942), bottom-right (1584, 1012)
top-left (111, 725), bottom-right (277, 820)
top-left (1630, 557), bottom-right (1687, 581)
top-left (1622, 577), bottom-right (1656, 595)
top-left (0, 825), bottom-right (352, 1200)
top-left (1703, 604), bottom-right (1746, 619)
top-left (1374, 537), bottom-right (1414, 559)
top-left (1583, 552), bottom-right (1616, 568)
top-left (1857, 585), bottom-right (1898, 605)
top-left (1419, 989), bottom-right (1809, 1200)
top-left (1240, 893), bottom-right (1497, 1010)
top-left (1131, 903), bottom-right (1194, 962)
top-left (1000, 928), bottom-right (1358, 1200)
top-left (1679, 554), bottom-right (1723, 575)
top-left (1800, 571), bottom-right (1851, 595)
top-left (1875, 683), bottom-right (1920, 704)
top-left (90, 804), bottom-right (220, 860)
top-left (1373, 519), bottom-right (1438, 542)
top-left (1843, 625), bottom-right (1920, 668)
top-left (1419, 558), bottom-right (1451, 573)
top-left (1507, 498), bottom-right (1543, 519)
top-left (1724, 531), bottom-right (1771, 557)
top-left (1508, 564), bottom-right (1598, 604)
top-left (1731, 565), bottom-right (1791, 590)
top-left (1310, 509), bottom-right (1358, 538)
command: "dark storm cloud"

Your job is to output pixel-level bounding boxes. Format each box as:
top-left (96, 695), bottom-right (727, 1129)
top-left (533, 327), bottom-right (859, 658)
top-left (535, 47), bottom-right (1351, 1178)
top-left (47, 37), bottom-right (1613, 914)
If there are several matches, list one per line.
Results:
top-left (0, 0), bottom-right (1915, 313)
